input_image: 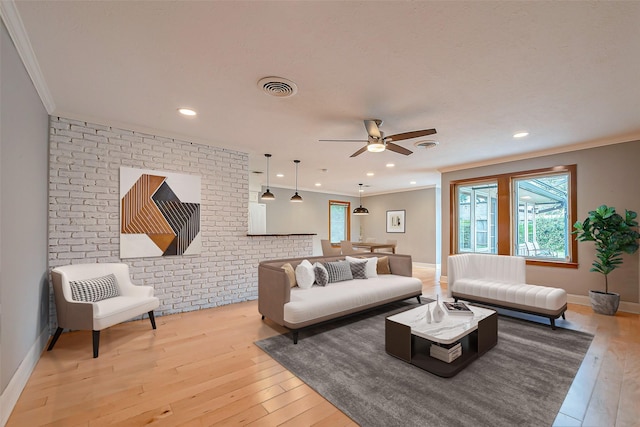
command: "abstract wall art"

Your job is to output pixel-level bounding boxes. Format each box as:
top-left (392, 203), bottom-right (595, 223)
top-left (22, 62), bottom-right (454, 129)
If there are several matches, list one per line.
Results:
top-left (120, 167), bottom-right (201, 258)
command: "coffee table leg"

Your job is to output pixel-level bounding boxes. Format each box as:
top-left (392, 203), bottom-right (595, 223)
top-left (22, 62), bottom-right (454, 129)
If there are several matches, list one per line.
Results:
top-left (385, 319), bottom-right (411, 362)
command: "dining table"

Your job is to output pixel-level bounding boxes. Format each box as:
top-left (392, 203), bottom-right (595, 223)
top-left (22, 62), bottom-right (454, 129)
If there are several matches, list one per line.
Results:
top-left (350, 242), bottom-right (396, 254)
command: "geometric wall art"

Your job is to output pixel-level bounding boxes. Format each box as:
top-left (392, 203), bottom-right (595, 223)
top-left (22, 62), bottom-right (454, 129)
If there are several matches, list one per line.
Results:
top-left (120, 167), bottom-right (201, 258)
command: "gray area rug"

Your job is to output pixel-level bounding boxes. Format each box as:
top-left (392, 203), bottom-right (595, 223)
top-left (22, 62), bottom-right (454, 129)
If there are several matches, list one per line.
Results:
top-left (255, 300), bottom-right (594, 427)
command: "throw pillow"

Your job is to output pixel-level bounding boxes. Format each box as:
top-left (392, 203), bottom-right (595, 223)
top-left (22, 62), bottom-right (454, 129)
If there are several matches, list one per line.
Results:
top-left (281, 263), bottom-right (297, 287)
top-left (313, 262), bottom-right (329, 286)
top-left (69, 273), bottom-right (120, 302)
top-left (377, 256), bottom-right (391, 275)
top-left (346, 256), bottom-right (378, 278)
top-left (348, 259), bottom-right (368, 279)
top-left (325, 260), bottom-right (353, 283)
top-left (295, 260), bottom-right (315, 289)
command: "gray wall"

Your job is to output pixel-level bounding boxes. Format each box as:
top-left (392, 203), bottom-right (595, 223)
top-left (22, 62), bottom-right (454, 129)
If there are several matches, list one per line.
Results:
top-left (360, 187), bottom-right (439, 264)
top-left (442, 140), bottom-right (640, 303)
top-left (263, 186), bottom-right (361, 254)
top-left (0, 20), bottom-right (49, 393)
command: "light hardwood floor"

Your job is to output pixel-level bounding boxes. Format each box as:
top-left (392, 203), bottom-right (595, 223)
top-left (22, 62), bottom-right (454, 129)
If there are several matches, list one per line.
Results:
top-left (7, 266), bottom-right (640, 426)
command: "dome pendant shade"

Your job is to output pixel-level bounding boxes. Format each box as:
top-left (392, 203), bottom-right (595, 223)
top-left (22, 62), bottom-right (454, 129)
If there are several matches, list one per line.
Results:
top-left (261, 188), bottom-right (275, 200)
top-left (261, 154), bottom-right (275, 201)
top-left (290, 160), bottom-right (303, 203)
top-left (353, 183), bottom-right (369, 215)
top-left (353, 205), bottom-right (369, 215)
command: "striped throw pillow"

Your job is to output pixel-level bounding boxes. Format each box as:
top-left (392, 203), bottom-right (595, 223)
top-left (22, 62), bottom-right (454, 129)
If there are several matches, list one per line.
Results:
top-left (70, 273), bottom-right (120, 302)
top-left (325, 260), bottom-right (353, 283)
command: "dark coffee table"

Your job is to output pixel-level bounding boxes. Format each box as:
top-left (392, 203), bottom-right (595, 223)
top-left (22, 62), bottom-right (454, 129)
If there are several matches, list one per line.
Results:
top-left (385, 302), bottom-right (498, 377)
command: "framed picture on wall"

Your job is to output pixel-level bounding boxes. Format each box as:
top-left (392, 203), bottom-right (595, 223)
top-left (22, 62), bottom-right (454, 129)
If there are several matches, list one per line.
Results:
top-left (386, 210), bottom-right (406, 233)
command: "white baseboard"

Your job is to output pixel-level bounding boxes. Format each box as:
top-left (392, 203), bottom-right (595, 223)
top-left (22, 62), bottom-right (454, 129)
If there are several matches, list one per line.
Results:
top-left (567, 294), bottom-right (640, 314)
top-left (413, 262), bottom-right (440, 269)
top-left (1, 329), bottom-right (49, 427)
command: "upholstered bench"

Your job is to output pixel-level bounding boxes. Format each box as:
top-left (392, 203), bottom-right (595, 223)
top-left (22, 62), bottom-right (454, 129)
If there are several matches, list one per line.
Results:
top-left (447, 253), bottom-right (567, 328)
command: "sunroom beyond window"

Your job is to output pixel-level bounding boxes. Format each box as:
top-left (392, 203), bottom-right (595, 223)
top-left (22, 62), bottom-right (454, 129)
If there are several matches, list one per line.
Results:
top-left (457, 182), bottom-right (498, 254)
top-left (514, 174), bottom-right (569, 260)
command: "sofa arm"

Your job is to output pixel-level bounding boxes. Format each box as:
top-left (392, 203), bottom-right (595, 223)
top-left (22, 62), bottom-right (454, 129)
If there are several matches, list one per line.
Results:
top-left (258, 264), bottom-right (290, 325)
top-left (386, 254), bottom-right (413, 277)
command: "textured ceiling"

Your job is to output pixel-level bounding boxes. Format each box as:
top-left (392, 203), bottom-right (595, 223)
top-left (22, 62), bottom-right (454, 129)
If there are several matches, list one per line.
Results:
top-left (7, 1), bottom-right (640, 196)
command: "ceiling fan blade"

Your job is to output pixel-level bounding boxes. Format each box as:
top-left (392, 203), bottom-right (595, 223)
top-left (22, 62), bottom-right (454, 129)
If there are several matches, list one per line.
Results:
top-left (364, 119), bottom-right (381, 139)
top-left (386, 142), bottom-right (413, 156)
top-left (386, 128), bottom-right (437, 142)
top-left (319, 139), bottom-right (368, 143)
top-left (350, 146), bottom-right (369, 157)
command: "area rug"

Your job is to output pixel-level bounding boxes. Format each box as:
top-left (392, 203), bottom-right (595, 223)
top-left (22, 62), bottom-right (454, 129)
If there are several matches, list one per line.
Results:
top-left (255, 300), bottom-right (593, 427)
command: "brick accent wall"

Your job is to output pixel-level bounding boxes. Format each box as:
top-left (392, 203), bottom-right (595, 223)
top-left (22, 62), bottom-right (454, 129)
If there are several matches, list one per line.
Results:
top-left (48, 117), bottom-right (312, 327)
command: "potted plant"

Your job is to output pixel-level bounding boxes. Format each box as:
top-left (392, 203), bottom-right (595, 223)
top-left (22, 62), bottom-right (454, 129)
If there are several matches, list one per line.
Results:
top-left (573, 205), bottom-right (640, 315)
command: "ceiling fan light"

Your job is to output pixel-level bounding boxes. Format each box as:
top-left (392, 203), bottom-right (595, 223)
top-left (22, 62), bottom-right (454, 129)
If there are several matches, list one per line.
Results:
top-left (367, 142), bottom-right (385, 152)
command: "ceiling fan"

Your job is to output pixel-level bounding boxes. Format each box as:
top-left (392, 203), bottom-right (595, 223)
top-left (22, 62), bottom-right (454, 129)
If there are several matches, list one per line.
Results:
top-left (319, 119), bottom-right (437, 157)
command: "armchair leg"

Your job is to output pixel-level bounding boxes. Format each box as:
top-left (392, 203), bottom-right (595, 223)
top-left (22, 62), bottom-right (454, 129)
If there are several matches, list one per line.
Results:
top-left (47, 327), bottom-right (64, 351)
top-left (148, 311), bottom-right (157, 329)
top-left (93, 330), bottom-right (100, 358)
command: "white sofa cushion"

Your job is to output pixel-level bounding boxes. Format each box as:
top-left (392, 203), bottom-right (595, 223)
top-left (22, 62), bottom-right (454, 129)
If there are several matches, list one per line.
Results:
top-left (295, 259), bottom-right (315, 289)
top-left (284, 275), bottom-right (423, 325)
top-left (453, 278), bottom-right (567, 311)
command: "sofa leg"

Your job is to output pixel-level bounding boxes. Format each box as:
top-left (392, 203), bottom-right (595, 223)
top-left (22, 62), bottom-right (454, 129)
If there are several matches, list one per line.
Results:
top-left (293, 331), bottom-right (299, 344)
top-left (561, 312), bottom-right (566, 320)
top-left (93, 330), bottom-right (100, 358)
top-left (416, 296), bottom-right (422, 304)
top-left (550, 318), bottom-right (556, 330)
top-left (148, 311), bottom-right (157, 329)
top-left (261, 315), bottom-right (265, 320)
top-left (47, 327), bottom-right (64, 351)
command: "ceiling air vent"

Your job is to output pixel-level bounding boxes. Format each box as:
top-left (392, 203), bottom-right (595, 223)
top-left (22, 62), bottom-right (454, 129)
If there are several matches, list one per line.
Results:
top-left (258, 77), bottom-right (298, 98)
top-left (414, 140), bottom-right (439, 149)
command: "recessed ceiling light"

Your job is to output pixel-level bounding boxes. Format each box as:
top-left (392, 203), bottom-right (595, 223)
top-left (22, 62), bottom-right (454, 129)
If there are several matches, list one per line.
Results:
top-left (410, 181), bottom-right (417, 185)
top-left (386, 163), bottom-right (395, 168)
top-left (366, 172), bottom-right (374, 177)
top-left (315, 183), bottom-right (321, 187)
top-left (178, 108), bottom-right (197, 116)
top-left (276, 173), bottom-right (284, 178)
top-left (513, 132), bottom-right (529, 138)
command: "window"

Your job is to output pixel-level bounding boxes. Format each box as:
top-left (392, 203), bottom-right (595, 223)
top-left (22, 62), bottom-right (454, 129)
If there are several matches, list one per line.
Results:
top-left (451, 165), bottom-right (577, 267)
top-left (514, 173), bottom-right (570, 261)
top-left (457, 182), bottom-right (498, 253)
top-left (329, 200), bottom-right (351, 244)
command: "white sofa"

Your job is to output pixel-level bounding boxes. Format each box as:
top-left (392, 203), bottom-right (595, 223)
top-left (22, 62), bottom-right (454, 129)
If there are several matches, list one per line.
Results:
top-left (447, 253), bottom-right (567, 328)
top-left (259, 253), bottom-right (423, 343)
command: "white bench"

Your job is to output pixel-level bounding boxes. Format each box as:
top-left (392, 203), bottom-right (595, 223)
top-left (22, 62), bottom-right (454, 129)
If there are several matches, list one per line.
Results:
top-left (447, 253), bottom-right (567, 328)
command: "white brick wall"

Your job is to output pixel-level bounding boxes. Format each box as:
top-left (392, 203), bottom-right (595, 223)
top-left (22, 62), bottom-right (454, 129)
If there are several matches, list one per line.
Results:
top-left (49, 117), bottom-right (312, 328)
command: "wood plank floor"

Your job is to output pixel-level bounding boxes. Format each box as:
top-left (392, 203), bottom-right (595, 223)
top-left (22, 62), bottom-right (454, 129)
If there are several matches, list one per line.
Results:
top-left (7, 266), bottom-right (639, 426)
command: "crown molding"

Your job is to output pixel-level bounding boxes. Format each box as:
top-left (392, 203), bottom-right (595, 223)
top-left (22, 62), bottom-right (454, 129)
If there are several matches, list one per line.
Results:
top-left (0, 0), bottom-right (55, 113)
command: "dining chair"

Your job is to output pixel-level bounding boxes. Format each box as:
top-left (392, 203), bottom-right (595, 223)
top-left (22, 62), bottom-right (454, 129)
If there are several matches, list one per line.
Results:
top-left (321, 239), bottom-right (341, 256)
top-left (340, 240), bottom-right (366, 255)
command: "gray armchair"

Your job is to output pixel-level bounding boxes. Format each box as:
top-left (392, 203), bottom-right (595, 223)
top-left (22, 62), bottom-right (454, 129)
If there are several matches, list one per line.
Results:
top-left (48, 263), bottom-right (159, 358)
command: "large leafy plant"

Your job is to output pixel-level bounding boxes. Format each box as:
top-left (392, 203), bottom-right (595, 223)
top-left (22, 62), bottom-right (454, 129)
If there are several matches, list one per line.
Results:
top-left (573, 205), bottom-right (640, 293)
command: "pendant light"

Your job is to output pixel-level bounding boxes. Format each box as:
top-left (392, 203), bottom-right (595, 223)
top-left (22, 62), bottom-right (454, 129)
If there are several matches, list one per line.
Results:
top-left (260, 154), bottom-right (275, 200)
top-left (353, 183), bottom-right (369, 215)
top-left (290, 160), bottom-right (303, 202)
